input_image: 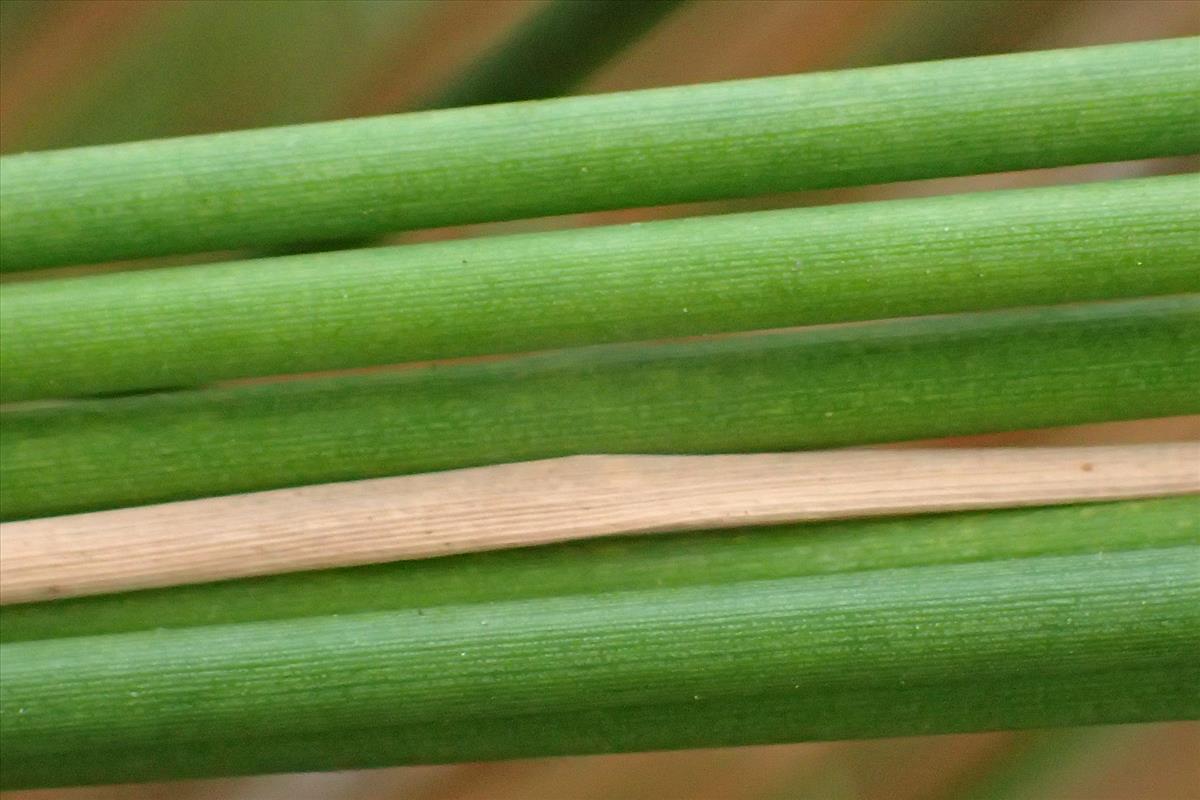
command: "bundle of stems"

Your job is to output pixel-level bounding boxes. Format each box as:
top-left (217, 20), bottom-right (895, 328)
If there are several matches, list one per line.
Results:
top-left (0, 34), bottom-right (1197, 790)
top-left (3, 496), bottom-right (1195, 642)
top-left (1, 38), bottom-right (1196, 270)
top-left (3, 296), bottom-right (1197, 520)
top-left (2, 499), bottom-right (1196, 788)
top-left (3, 174), bottom-right (1196, 402)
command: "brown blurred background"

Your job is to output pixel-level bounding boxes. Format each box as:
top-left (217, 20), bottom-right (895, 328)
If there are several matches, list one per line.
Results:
top-left (1, 1), bottom-right (1197, 797)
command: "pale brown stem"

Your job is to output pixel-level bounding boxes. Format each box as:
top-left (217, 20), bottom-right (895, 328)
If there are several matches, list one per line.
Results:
top-left (2, 443), bottom-right (1196, 604)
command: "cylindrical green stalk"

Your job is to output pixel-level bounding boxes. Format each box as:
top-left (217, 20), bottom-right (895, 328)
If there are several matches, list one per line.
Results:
top-left (2, 296), bottom-right (1197, 520)
top-left (7, 666), bottom-right (1192, 789)
top-left (2, 38), bottom-right (1197, 270)
top-left (3, 496), bottom-right (1195, 643)
top-left (3, 174), bottom-right (1196, 403)
top-left (3, 545), bottom-right (1196, 788)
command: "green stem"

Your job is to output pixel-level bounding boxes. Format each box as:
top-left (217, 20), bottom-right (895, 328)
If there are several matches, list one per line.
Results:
top-left (264, 0), bottom-right (682, 256)
top-left (3, 544), bottom-right (1196, 788)
top-left (421, 0), bottom-right (686, 109)
top-left (10, 667), bottom-right (1193, 790)
top-left (3, 496), bottom-right (1195, 644)
top-left (3, 296), bottom-right (1197, 520)
top-left (2, 38), bottom-right (1196, 270)
top-left (4, 174), bottom-right (1196, 403)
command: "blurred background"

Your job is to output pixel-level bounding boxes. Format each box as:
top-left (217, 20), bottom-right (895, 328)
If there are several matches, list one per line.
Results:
top-left (1, 1), bottom-right (1197, 798)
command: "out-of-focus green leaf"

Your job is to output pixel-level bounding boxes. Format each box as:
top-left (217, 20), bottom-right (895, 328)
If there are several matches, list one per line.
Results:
top-left (7, 0), bottom-right (426, 152)
top-left (422, 0), bottom-right (686, 108)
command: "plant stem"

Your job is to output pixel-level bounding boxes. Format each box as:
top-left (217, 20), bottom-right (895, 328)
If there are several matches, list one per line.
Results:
top-left (1, 38), bottom-right (1197, 271)
top-left (2, 544), bottom-right (1196, 788)
top-left (2, 296), bottom-right (1197, 520)
top-left (2, 495), bottom-right (1195, 643)
top-left (10, 667), bottom-right (1194, 789)
top-left (3, 445), bottom-right (1196, 604)
top-left (4, 174), bottom-right (1196, 402)
top-left (421, 0), bottom-right (686, 109)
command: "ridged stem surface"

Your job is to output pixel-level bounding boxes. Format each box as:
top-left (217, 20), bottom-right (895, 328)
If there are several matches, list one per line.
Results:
top-left (3, 296), bottom-right (1197, 520)
top-left (3, 496), bottom-right (1195, 643)
top-left (2, 542), bottom-right (1196, 788)
top-left (3, 175), bottom-right (1196, 402)
top-left (2, 38), bottom-right (1197, 270)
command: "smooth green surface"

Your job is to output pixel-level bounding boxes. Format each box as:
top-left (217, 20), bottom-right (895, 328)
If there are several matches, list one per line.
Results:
top-left (2, 38), bottom-right (1197, 270)
top-left (3, 545), bottom-right (1196, 788)
top-left (4, 497), bottom-right (1196, 643)
top-left (4, 174), bottom-right (1197, 402)
top-left (423, 0), bottom-right (685, 109)
top-left (3, 296), bottom-right (1198, 520)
